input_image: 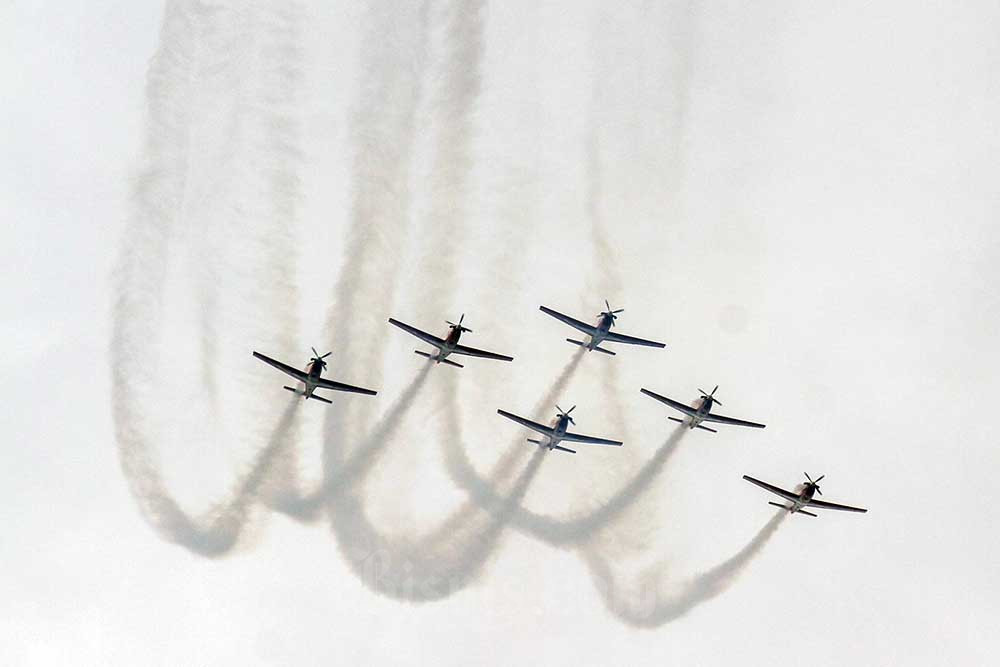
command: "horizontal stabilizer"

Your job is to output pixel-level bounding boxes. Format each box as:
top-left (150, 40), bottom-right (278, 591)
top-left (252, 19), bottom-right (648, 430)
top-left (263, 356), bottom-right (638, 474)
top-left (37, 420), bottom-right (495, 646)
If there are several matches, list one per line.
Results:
top-left (439, 357), bottom-right (464, 368)
top-left (308, 393), bottom-right (333, 404)
top-left (527, 438), bottom-right (543, 444)
top-left (694, 424), bottom-right (717, 433)
top-left (667, 416), bottom-right (685, 424)
top-left (591, 345), bottom-right (616, 356)
top-left (283, 386), bottom-right (300, 394)
top-left (768, 502), bottom-right (791, 511)
top-left (798, 509), bottom-right (817, 517)
top-left (551, 444), bottom-right (577, 454)
top-left (565, 338), bottom-right (586, 347)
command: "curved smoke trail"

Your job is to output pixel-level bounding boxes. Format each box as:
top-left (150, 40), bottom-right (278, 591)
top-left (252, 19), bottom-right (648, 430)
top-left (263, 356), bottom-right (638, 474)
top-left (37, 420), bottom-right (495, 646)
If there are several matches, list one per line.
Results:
top-left (113, 1), bottom-right (305, 555)
top-left (583, 511), bottom-right (787, 627)
top-left (263, 0), bottom-right (432, 523)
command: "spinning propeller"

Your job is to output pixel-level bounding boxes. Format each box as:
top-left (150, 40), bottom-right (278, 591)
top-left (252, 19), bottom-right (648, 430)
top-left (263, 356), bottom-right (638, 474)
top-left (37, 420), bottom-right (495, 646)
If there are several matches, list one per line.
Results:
top-left (803, 472), bottom-right (825, 495)
top-left (446, 313), bottom-right (472, 333)
top-left (555, 404), bottom-right (577, 424)
top-left (310, 347), bottom-right (332, 369)
top-left (598, 300), bottom-right (624, 326)
top-left (698, 385), bottom-right (722, 406)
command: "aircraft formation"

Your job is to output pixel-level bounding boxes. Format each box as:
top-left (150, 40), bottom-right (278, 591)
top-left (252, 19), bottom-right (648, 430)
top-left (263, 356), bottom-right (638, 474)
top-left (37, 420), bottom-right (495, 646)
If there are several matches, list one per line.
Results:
top-left (253, 300), bottom-right (867, 518)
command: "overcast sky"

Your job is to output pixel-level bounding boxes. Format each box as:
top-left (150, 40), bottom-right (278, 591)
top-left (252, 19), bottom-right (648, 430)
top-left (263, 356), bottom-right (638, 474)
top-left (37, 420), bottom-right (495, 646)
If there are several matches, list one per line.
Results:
top-left (3, 1), bottom-right (1000, 665)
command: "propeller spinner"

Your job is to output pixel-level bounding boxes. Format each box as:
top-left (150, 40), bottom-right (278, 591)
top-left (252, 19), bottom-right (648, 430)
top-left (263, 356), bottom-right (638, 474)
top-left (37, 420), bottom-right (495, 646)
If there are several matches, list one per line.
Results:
top-left (698, 385), bottom-right (722, 406)
top-left (804, 472), bottom-right (825, 495)
top-left (598, 299), bottom-right (625, 326)
top-left (310, 347), bottom-right (332, 369)
top-left (556, 404), bottom-right (577, 425)
top-left (446, 313), bottom-right (473, 333)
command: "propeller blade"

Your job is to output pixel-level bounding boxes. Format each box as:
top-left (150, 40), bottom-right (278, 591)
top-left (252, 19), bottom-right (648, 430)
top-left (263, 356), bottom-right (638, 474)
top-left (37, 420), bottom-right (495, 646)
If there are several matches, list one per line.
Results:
top-left (459, 313), bottom-right (464, 324)
top-left (804, 472), bottom-right (813, 483)
top-left (612, 308), bottom-right (624, 314)
top-left (320, 351), bottom-right (332, 359)
top-left (568, 405), bottom-right (576, 414)
top-left (815, 475), bottom-right (825, 483)
top-left (605, 299), bottom-right (611, 312)
top-left (311, 347), bottom-right (320, 358)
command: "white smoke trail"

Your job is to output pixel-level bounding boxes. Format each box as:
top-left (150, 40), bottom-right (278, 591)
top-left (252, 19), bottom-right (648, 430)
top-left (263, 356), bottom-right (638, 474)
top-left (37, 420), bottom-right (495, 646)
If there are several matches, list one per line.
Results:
top-left (331, 447), bottom-right (545, 602)
top-left (119, 399), bottom-right (300, 557)
top-left (443, 415), bottom-right (687, 546)
top-left (583, 511), bottom-right (787, 627)
top-left (113, 0), bottom-right (306, 555)
top-left (318, 0), bottom-right (431, 452)
top-left (261, 0), bottom-right (432, 524)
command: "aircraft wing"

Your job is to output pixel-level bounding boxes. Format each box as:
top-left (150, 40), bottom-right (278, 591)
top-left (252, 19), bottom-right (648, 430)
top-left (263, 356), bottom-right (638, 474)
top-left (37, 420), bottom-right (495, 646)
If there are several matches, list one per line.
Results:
top-left (539, 306), bottom-right (598, 336)
top-left (742, 475), bottom-right (799, 502)
top-left (451, 343), bottom-right (514, 361)
top-left (253, 351), bottom-right (308, 381)
top-left (640, 387), bottom-right (699, 417)
top-left (602, 330), bottom-right (666, 348)
top-left (316, 377), bottom-right (378, 396)
top-left (497, 409), bottom-right (555, 436)
top-left (561, 430), bottom-right (623, 446)
top-left (805, 497), bottom-right (868, 513)
top-left (388, 318), bottom-right (446, 348)
top-left (703, 412), bottom-right (766, 429)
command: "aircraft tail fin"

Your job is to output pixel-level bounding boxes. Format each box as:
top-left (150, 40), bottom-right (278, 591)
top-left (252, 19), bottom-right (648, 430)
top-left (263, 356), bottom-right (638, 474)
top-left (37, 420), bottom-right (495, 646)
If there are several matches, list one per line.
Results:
top-left (694, 424), bottom-right (717, 433)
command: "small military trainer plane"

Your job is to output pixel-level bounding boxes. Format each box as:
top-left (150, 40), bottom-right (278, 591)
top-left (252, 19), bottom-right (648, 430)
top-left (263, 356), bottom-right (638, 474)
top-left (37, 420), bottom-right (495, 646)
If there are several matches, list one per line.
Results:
top-left (743, 473), bottom-right (868, 517)
top-left (388, 314), bottom-right (514, 368)
top-left (496, 404), bottom-right (623, 454)
top-left (539, 301), bottom-right (666, 355)
top-left (252, 348), bottom-right (377, 404)
top-left (640, 385), bottom-right (765, 433)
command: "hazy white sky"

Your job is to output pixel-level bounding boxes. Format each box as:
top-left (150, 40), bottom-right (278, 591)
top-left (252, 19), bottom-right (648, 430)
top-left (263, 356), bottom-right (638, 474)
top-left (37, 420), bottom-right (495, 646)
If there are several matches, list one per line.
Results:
top-left (3, 1), bottom-right (1000, 665)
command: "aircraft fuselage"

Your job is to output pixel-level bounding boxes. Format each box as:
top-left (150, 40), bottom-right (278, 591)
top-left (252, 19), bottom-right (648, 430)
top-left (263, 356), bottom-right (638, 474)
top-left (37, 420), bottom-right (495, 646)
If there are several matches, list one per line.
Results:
top-left (782, 485), bottom-right (817, 513)
top-left (682, 396), bottom-right (716, 429)
top-left (291, 359), bottom-right (324, 397)
top-left (427, 327), bottom-right (463, 362)
top-left (582, 313), bottom-right (615, 350)
top-left (535, 414), bottom-right (571, 449)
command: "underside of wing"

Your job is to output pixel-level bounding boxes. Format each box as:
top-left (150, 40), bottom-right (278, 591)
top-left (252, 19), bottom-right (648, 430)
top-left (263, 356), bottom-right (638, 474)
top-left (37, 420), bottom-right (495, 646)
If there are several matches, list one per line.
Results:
top-left (640, 388), bottom-right (698, 417)
top-left (603, 330), bottom-right (666, 348)
top-left (316, 377), bottom-right (378, 395)
top-left (561, 431), bottom-right (623, 446)
top-left (742, 475), bottom-right (799, 502)
top-left (253, 351), bottom-right (307, 381)
top-left (539, 306), bottom-right (598, 336)
top-left (451, 343), bottom-right (514, 361)
top-left (806, 497), bottom-right (868, 513)
top-left (703, 412), bottom-right (766, 429)
top-left (497, 409), bottom-right (554, 436)
top-left (388, 318), bottom-right (445, 347)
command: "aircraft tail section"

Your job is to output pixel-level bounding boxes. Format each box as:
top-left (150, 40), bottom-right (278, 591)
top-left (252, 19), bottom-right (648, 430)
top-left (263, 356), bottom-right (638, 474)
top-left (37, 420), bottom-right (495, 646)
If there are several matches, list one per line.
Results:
top-left (694, 424), bottom-right (717, 433)
top-left (769, 502), bottom-right (792, 512)
top-left (414, 350), bottom-right (464, 368)
top-left (566, 338), bottom-right (616, 355)
top-left (551, 444), bottom-right (577, 454)
top-left (308, 393), bottom-right (333, 404)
